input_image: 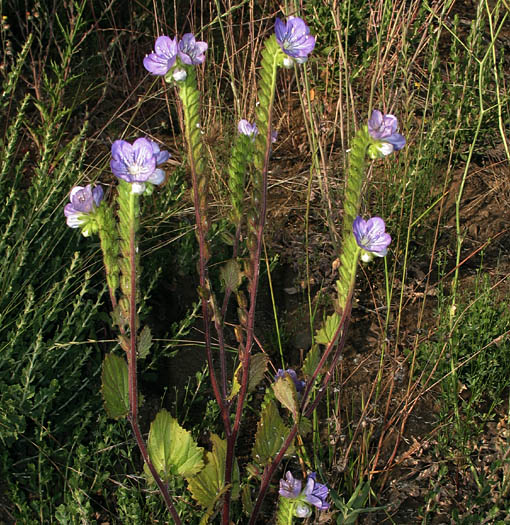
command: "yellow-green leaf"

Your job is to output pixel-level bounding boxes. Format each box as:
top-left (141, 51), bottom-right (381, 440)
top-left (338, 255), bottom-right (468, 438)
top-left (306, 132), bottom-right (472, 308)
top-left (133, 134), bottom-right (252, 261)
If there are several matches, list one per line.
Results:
top-left (187, 434), bottom-right (240, 509)
top-left (273, 375), bottom-right (298, 419)
top-left (315, 312), bottom-right (341, 345)
top-left (145, 409), bottom-right (204, 483)
top-left (229, 353), bottom-right (269, 400)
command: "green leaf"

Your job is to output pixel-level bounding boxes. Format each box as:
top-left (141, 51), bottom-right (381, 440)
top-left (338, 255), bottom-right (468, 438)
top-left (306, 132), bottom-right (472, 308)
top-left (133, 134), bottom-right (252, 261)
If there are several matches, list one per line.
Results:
top-left (315, 312), bottom-right (341, 345)
top-left (272, 375), bottom-right (298, 419)
top-left (145, 409), bottom-right (204, 483)
top-left (302, 344), bottom-right (321, 377)
top-left (220, 259), bottom-right (244, 292)
top-left (252, 400), bottom-right (293, 466)
top-left (229, 353), bottom-right (269, 400)
top-left (187, 434), bottom-right (240, 509)
top-left (298, 416), bottom-right (312, 437)
top-left (101, 353), bottom-right (129, 420)
top-left (138, 325), bottom-right (152, 360)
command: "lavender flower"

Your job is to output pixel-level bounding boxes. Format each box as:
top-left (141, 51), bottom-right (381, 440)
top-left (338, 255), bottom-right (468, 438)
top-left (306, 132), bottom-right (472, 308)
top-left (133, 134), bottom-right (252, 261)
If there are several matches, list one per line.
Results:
top-left (275, 369), bottom-right (305, 393)
top-left (279, 471), bottom-right (330, 518)
top-left (275, 17), bottom-right (315, 65)
top-left (110, 138), bottom-right (169, 194)
top-left (367, 110), bottom-right (405, 157)
top-left (303, 472), bottom-right (330, 510)
top-left (178, 33), bottom-right (208, 65)
top-left (352, 216), bottom-right (391, 260)
top-left (64, 184), bottom-right (104, 236)
top-left (279, 471), bottom-right (302, 499)
top-left (238, 119), bottom-right (258, 138)
top-left (143, 36), bottom-right (178, 76)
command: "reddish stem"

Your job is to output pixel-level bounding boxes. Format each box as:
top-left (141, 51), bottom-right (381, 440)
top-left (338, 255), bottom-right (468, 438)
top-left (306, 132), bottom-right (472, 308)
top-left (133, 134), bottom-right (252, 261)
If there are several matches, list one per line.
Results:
top-left (127, 216), bottom-right (182, 524)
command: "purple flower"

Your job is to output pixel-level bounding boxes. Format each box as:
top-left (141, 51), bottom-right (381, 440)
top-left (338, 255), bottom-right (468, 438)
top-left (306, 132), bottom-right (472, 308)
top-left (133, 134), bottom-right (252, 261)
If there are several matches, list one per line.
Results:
top-left (64, 184), bottom-right (103, 236)
top-left (143, 36), bottom-right (178, 75)
top-left (275, 17), bottom-right (315, 64)
top-left (178, 33), bottom-right (207, 65)
top-left (367, 110), bottom-right (405, 156)
top-left (352, 216), bottom-right (391, 259)
top-left (275, 369), bottom-right (305, 393)
top-left (110, 138), bottom-right (169, 194)
top-left (238, 119), bottom-right (258, 137)
top-left (279, 471), bottom-right (302, 499)
top-left (303, 472), bottom-right (330, 510)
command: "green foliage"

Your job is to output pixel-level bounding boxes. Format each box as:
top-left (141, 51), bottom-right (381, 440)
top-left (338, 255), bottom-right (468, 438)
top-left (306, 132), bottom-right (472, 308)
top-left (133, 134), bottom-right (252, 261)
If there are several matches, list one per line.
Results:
top-left (101, 353), bottom-right (129, 419)
top-left (329, 480), bottom-right (385, 524)
top-left (252, 400), bottom-right (294, 467)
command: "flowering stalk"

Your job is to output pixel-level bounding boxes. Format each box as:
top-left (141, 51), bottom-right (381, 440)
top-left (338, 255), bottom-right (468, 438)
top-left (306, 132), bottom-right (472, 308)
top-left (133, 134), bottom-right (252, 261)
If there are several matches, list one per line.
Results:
top-left (223, 33), bottom-right (285, 525)
top-left (116, 179), bottom-right (182, 524)
top-left (336, 125), bottom-right (370, 313)
top-left (276, 496), bottom-right (296, 524)
top-left (177, 64), bottom-right (232, 430)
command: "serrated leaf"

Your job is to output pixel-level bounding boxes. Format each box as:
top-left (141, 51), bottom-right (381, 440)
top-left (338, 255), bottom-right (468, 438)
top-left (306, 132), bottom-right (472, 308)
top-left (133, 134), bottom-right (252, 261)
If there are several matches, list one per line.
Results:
top-left (315, 312), bottom-right (340, 345)
top-left (302, 344), bottom-right (321, 377)
top-left (272, 375), bottom-right (298, 419)
top-left (145, 410), bottom-right (204, 483)
top-left (101, 353), bottom-right (129, 419)
top-left (187, 434), bottom-right (240, 509)
top-left (228, 353), bottom-right (269, 400)
top-left (220, 259), bottom-right (243, 292)
top-left (252, 400), bottom-right (294, 466)
top-left (138, 325), bottom-right (152, 360)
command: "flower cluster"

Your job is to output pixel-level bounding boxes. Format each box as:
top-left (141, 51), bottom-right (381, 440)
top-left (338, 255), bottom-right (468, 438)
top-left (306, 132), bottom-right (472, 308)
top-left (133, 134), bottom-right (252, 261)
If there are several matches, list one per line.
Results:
top-left (275, 17), bottom-right (315, 67)
top-left (279, 471), bottom-right (330, 517)
top-left (143, 33), bottom-right (207, 82)
top-left (367, 110), bottom-right (406, 158)
top-left (352, 216), bottom-right (391, 262)
top-left (64, 184), bottom-right (104, 237)
top-left (275, 368), bottom-right (305, 394)
top-left (110, 138), bottom-right (170, 194)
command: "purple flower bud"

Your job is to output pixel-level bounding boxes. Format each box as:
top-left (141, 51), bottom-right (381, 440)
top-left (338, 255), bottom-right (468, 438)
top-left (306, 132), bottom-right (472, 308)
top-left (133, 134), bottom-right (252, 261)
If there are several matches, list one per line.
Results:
top-left (275, 17), bottom-right (315, 64)
top-left (279, 471), bottom-right (302, 499)
top-left (143, 36), bottom-right (178, 76)
top-left (303, 472), bottom-right (330, 510)
top-left (110, 138), bottom-right (169, 194)
top-left (64, 184), bottom-right (103, 235)
top-left (275, 369), bottom-right (305, 393)
top-left (238, 119), bottom-right (258, 137)
top-left (178, 33), bottom-right (208, 65)
top-left (352, 216), bottom-right (391, 258)
top-left (367, 110), bottom-right (406, 156)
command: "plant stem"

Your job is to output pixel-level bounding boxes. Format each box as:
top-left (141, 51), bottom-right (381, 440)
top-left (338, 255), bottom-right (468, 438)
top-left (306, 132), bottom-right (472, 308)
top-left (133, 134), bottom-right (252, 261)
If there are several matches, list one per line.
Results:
top-left (124, 190), bottom-right (182, 524)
